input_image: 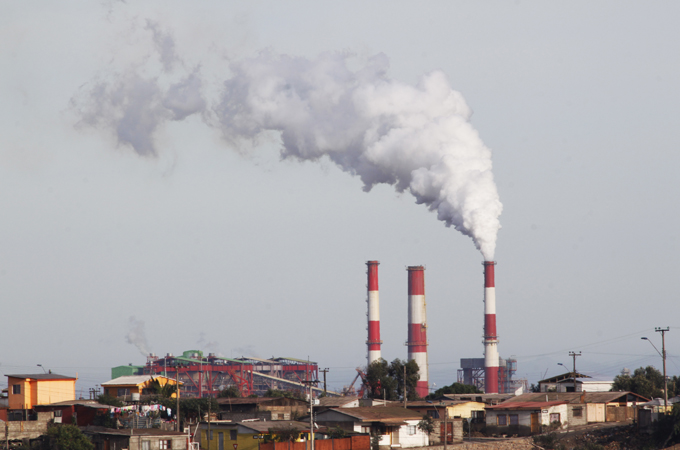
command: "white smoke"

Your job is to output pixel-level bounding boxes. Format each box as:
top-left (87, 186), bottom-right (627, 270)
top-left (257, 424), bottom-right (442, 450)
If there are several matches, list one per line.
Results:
top-left (215, 51), bottom-right (502, 258)
top-left (72, 26), bottom-right (502, 258)
top-left (125, 316), bottom-right (151, 357)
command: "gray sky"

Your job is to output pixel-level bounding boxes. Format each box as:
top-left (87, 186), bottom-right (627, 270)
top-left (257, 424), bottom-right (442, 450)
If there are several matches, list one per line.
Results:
top-left (2, 1), bottom-right (679, 396)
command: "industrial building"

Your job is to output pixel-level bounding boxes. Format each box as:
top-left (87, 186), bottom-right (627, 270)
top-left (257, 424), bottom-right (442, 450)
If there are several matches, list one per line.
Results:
top-left (112, 350), bottom-right (327, 397)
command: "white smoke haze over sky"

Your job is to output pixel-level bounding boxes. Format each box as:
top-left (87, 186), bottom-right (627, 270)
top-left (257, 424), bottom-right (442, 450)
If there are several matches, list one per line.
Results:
top-left (72, 30), bottom-right (502, 258)
top-left (125, 316), bottom-right (151, 357)
top-left (2, 1), bottom-right (680, 395)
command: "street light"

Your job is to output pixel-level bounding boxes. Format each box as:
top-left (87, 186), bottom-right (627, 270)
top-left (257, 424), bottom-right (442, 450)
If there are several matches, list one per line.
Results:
top-left (642, 329), bottom-right (670, 413)
top-left (37, 364), bottom-right (47, 374)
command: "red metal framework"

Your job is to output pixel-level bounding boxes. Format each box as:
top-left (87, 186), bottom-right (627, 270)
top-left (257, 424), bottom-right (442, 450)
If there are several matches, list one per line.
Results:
top-left (141, 352), bottom-right (318, 397)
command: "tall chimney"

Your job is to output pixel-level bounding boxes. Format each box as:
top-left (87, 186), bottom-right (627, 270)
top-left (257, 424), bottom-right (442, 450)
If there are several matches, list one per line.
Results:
top-left (366, 261), bottom-right (382, 366)
top-left (483, 261), bottom-right (499, 393)
top-left (407, 265), bottom-right (429, 398)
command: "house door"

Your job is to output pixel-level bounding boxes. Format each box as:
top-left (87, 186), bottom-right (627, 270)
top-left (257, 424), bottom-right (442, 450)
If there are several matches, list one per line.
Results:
top-left (391, 428), bottom-right (399, 446)
top-left (530, 413), bottom-right (540, 434)
top-left (219, 432), bottom-right (224, 450)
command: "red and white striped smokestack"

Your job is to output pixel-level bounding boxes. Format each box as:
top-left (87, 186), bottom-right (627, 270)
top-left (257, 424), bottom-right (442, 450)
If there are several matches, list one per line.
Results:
top-left (407, 265), bottom-right (429, 398)
top-left (366, 261), bottom-right (382, 366)
top-left (483, 261), bottom-right (499, 393)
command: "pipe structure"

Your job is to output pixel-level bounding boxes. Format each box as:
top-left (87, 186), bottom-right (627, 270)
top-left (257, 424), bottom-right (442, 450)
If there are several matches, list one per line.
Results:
top-left (407, 266), bottom-right (429, 398)
top-left (483, 261), bottom-right (499, 393)
top-left (366, 261), bottom-right (382, 366)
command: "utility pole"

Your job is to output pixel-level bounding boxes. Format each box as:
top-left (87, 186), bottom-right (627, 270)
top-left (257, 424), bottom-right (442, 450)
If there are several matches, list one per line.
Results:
top-left (176, 370), bottom-right (181, 432)
top-left (656, 327), bottom-right (670, 412)
top-left (403, 365), bottom-right (407, 408)
top-left (443, 405), bottom-right (447, 450)
top-left (320, 368), bottom-right (329, 395)
top-left (568, 351), bottom-right (581, 392)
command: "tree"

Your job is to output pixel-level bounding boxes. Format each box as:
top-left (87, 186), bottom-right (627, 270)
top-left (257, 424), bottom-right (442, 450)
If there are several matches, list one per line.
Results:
top-left (611, 366), bottom-right (672, 399)
top-left (218, 385), bottom-right (241, 398)
top-left (268, 425), bottom-right (301, 442)
top-left (364, 358), bottom-right (420, 401)
top-left (45, 424), bottom-right (94, 450)
top-left (147, 377), bottom-right (177, 398)
top-left (264, 388), bottom-right (305, 400)
top-left (426, 382), bottom-right (481, 399)
top-left (417, 415), bottom-right (435, 437)
top-left (388, 359), bottom-right (420, 401)
top-left (327, 426), bottom-right (347, 439)
top-left (96, 393), bottom-right (124, 407)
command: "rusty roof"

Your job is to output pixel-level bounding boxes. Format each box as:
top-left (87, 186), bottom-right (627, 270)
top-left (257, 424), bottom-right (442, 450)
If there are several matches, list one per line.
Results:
top-left (7, 373), bottom-right (76, 381)
top-left (487, 401), bottom-right (567, 410)
top-left (216, 397), bottom-right (307, 406)
top-left (317, 396), bottom-right (359, 407)
top-left (538, 372), bottom-right (592, 383)
top-left (322, 406), bottom-right (422, 423)
top-left (502, 392), bottom-right (649, 404)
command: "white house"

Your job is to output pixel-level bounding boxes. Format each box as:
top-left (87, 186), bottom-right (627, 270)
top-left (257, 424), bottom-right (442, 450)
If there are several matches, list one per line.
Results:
top-left (313, 406), bottom-right (429, 448)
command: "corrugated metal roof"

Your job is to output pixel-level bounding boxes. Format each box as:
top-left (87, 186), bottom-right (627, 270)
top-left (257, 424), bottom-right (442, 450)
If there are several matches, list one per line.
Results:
top-left (487, 401), bottom-right (567, 410)
top-left (538, 372), bottom-right (592, 383)
top-left (318, 396), bottom-right (358, 407)
top-left (323, 406), bottom-right (422, 422)
top-left (216, 397), bottom-right (307, 406)
top-left (7, 373), bottom-right (76, 380)
top-left (502, 392), bottom-right (649, 404)
top-left (236, 420), bottom-right (312, 433)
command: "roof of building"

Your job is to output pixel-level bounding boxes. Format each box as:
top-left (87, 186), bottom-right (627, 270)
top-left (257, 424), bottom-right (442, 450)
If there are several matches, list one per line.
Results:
top-left (487, 401), bottom-right (567, 411)
top-left (502, 392), bottom-right (650, 404)
top-left (101, 375), bottom-right (179, 386)
top-left (81, 426), bottom-right (185, 437)
top-left (236, 420), bottom-right (312, 433)
top-left (406, 400), bottom-right (480, 408)
top-left (321, 406), bottom-right (423, 423)
top-left (6, 373), bottom-right (76, 381)
top-left (216, 397), bottom-right (307, 406)
top-left (538, 372), bottom-right (592, 383)
top-left (35, 399), bottom-right (111, 408)
top-left (441, 393), bottom-right (513, 404)
top-left (317, 396), bottom-right (359, 408)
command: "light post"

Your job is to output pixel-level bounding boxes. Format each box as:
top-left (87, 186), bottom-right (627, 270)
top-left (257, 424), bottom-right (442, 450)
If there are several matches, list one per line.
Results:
top-left (642, 328), bottom-right (670, 413)
top-left (37, 364), bottom-right (47, 374)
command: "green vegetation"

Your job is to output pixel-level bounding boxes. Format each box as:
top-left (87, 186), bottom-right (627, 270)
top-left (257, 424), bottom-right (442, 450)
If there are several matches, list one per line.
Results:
top-left (45, 424), bottom-right (95, 450)
top-left (268, 425), bottom-right (301, 442)
top-left (611, 366), bottom-right (677, 399)
top-left (417, 415), bottom-right (435, 437)
top-left (365, 358), bottom-right (420, 401)
top-left (96, 393), bottom-right (124, 407)
top-left (218, 385), bottom-right (241, 398)
top-left (426, 382), bottom-right (481, 399)
top-left (264, 388), bottom-right (306, 400)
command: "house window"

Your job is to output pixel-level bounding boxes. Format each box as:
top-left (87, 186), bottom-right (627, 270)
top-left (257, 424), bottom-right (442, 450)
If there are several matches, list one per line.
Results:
top-left (142, 442), bottom-right (150, 450)
top-left (497, 414), bottom-right (507, 426)
top-left (509, 414), bottom-right (519, 425)
top-left (159, 440), bottom-right (171, 449)
top-left (117, 388), bottom-right (131, 396)
top-left (12, 385), bottom-right (20, 395)
top-left (550, 413), bottom-right (561, 424)
top-left (209, 430), bottom-right (213, 440)
top-left (361, 426), bottom-right (370, 434)
top-left (573, 407), bottom-right (583, 417)
top-left (427, 409), bottom-right (440, 419)
top-left (230, 430), bottom-right (237, 440)
top-left (407, 425), bottom-right (416, 435)
top-left (54, 410), bottom-right (62, 417)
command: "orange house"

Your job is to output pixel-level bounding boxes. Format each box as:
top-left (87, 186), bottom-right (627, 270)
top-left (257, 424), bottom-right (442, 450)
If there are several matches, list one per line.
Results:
top-left (6, 373), bottom-right (77, 410)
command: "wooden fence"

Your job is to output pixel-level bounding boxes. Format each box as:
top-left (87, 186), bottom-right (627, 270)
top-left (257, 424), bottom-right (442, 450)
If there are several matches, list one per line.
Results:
top-left (260, 436), bottom-right (370, 450)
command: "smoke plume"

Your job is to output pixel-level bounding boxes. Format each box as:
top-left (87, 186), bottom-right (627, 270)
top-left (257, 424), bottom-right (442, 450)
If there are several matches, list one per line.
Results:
top-left (125, 316), bottom-right (150, 357)
top-left (72, 26), bottom-right (502, 258)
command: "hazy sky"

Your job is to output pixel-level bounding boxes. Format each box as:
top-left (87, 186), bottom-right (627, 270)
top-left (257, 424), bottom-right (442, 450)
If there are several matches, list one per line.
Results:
top-left (2, 1), bottom-right (679, 397)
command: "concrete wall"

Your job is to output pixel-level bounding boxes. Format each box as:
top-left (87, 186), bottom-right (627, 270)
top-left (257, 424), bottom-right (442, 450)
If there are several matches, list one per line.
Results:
top-left (4, 411), bottom-right (53, 441)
